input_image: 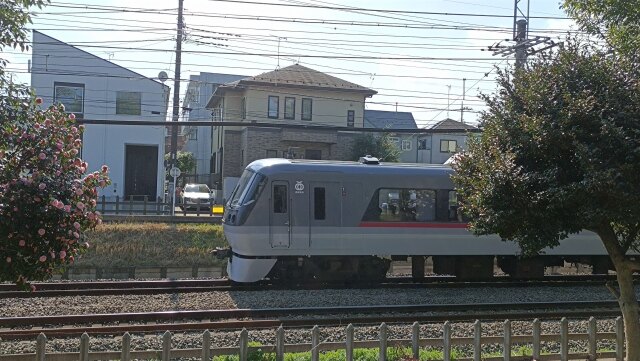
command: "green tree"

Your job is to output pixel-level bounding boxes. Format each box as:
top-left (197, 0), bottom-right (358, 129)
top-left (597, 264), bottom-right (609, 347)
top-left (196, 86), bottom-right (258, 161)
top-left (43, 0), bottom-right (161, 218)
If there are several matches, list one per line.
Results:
top-left (350, 133), bottom-right (400, 162)
top-left (563, 0), bottom-right (640, 62)
top-left (165, 151), bottom-right (196, 175)
top-left (452, 40), bottom-right (640, 359)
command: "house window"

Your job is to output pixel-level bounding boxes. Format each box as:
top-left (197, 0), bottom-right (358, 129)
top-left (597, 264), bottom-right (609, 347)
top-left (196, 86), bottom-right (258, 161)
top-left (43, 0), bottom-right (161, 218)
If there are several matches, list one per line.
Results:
top-left (54, 82), bottom-right (84, 117)
top-left (347, 110), bottom-right (355, 127)
top-left (268, 96), bottom-right (279, 119)
top-left (301, 98), bottom-right (312, 121)
top-left (401, 139), bottom-right (412, 151)
top-left (284, 97), bottom-right (295, 120)
top-left (418, 139), bottom-right (428, 150)
top-left (314, 187), bottom-right (326, 220)
top-left (266, 149), bottom-right (278, 158)
top-left (440, 139), bottom-right (457, 153)
top-left (116, 91), bottom-right (142, 115)
top-left (241, 97), bottom-right (246, 120)
top-left (189, 128), bottom-right (197, 140)
top-left (304, 149), bottom-right (322, 160)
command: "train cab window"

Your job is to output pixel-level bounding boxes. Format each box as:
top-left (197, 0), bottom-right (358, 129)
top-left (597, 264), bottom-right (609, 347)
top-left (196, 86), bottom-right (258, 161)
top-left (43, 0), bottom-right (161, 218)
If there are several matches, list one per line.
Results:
top-left (363, 188), bottom-right (436, 222)
top-left (273, 185), bottom-right (288, 213)
top-left (314, 187), bottom-right (326, 220)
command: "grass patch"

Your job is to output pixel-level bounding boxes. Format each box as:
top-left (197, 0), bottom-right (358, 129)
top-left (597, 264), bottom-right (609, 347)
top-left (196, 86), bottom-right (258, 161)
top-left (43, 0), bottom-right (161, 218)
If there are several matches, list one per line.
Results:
top-left (75, 222), bottom-right (226, 268)
top-left (214, 344), bottom-right (465, 361)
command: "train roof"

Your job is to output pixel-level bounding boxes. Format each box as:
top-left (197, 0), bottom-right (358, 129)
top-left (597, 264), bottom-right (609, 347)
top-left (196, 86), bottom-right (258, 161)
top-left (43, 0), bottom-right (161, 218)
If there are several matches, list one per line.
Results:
top-left (246, 158), bottom-right (454, 177)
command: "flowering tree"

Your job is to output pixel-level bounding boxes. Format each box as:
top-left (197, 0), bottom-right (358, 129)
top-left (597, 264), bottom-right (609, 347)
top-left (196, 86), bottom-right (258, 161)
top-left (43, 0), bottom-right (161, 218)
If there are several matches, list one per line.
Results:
top-left (0, 102), bottom-right (110, 290)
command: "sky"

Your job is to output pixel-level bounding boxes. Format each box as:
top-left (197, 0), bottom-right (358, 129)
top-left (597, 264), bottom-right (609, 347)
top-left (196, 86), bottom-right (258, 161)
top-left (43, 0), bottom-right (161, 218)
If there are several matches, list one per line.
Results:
top-left (4, 0), bottom-right (578, 127)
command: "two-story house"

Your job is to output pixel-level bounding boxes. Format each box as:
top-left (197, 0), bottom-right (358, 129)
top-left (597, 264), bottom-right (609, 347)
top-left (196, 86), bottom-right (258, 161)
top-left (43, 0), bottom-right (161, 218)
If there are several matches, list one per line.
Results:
top-left (182, 72), bottom-right (246, 182)
top-left (30, 30), bottom-right (169, 200)
top-left (417, 118), bottom-right (478, 164)
top-left (364, 110), bottom-right (418, 163)
top-left (204, 64), bottom-right (377, 199)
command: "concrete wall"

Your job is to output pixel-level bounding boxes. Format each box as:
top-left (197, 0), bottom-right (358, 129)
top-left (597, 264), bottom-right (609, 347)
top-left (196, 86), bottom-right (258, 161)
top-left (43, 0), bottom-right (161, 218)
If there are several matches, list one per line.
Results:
top-left (30, 31), bottom-right (168, 199)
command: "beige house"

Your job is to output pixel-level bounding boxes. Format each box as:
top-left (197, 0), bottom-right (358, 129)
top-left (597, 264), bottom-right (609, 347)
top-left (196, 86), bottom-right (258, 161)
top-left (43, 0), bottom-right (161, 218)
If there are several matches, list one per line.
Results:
top-left (205, 64), bottom-right (377, 199)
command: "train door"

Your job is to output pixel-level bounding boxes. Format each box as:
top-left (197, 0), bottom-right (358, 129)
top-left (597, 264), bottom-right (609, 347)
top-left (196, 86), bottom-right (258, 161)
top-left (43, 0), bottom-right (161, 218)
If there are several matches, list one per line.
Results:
top-left (269, 181), bottom-right (291, 248)
top-left (309, 182), bottom-right (341, 248)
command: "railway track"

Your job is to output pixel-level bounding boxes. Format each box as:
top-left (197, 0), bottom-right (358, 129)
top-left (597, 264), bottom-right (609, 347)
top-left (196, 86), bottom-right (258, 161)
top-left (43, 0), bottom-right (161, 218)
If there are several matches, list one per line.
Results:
top-left (0, 274), bottom-right (628, 298)
top-left (0, 300), bottom-right (622, 339)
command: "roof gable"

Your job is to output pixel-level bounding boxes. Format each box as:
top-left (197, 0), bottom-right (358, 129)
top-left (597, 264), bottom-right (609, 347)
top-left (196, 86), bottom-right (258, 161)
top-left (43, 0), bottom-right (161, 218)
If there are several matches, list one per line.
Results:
top-left (239, 64), bottom-right (377, 95)
top-left (431, 118), bottom-right (478, 131)
top-left (364, 109), bottom-right (417, 129)
top-left (31, 30), bottom-right (168, 90)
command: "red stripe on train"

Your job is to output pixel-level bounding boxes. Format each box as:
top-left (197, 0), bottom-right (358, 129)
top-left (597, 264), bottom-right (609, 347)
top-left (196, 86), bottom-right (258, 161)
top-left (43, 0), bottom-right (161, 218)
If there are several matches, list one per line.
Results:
top-left (358, 222), bottom-right (468, 229)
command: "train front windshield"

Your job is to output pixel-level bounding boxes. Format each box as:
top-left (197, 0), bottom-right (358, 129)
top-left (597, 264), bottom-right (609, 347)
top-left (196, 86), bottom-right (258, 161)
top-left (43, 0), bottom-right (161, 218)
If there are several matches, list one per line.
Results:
top-left (227, 170), bottom-right (266, 208)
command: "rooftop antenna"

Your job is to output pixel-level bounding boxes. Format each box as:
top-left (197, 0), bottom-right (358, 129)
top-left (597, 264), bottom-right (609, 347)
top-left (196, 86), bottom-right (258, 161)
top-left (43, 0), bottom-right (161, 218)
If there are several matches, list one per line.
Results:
top-left (446, 85), bottom-right (451, 119)
top-left (274, 36), bottom-right (287, 69)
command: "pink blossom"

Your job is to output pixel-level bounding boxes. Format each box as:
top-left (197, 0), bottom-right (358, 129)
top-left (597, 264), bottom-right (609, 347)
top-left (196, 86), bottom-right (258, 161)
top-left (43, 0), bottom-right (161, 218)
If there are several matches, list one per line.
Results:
top-left (73, 222), bottom-right (81, 230)
top-left (5, 257), bottom-right (11, 263)
top-left (56, 142), bottom-right (63, 150)
top-left (56, 170), bottom-right (61, 176)
top-left (101, 165), bottom-right (109, 173)
top-left (18, 240), bottom-right (25, 247)
top-left (59, 250), bottom-right (66, 259)
top-left (76, 202), bottom-right (85, 210)
top-left (63, 205), bottom-right (71, 212)
top-left (39, 255), bottom-right (47, 262)
top-left (71, 149), bottom-right (79, 156)
top-left (38, 152), bottom-right (46, 160)
top-left (38, 183), bottom-right (46, 190)
top-left (83, 242), bottom-right (90, 248)
top-left (69, 113), bottom-right (76, 120)
top-left (38, 228), bottom-right (45, 236)
top-left (36, 97), bottom-right (43, 104)
top-left (73, 232), bottom-right (80, 238)
top-left (99, 180), bottom-right (106, 187)
top-left (75, 188), bottom-right (83, 196)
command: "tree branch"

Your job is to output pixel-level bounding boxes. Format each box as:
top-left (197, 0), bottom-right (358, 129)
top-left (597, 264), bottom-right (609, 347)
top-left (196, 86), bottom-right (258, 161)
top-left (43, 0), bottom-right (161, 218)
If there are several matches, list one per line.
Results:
top-left (605, 281), bottom-right (621, 301)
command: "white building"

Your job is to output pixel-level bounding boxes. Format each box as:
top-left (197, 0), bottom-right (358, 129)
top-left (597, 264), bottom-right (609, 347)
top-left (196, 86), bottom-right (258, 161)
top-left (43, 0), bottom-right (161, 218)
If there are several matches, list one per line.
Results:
top-left (30, 30), bottom-right (169, 200)
top-left (417, 118), bottom-right (479, 164)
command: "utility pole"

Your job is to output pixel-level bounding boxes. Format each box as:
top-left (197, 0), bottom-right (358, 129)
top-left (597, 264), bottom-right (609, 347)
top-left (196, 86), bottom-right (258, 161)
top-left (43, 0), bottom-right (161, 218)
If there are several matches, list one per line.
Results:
top-left (170, 0), bottom-right (184, 168)
top-left (460, 78), bottom-right (466, 124)
top-left (446, 85), bottom-right (451, 119)
top-left (170, 0), bottom-right (184, 212)
top-left (484, 0), bottom-right (558, 70)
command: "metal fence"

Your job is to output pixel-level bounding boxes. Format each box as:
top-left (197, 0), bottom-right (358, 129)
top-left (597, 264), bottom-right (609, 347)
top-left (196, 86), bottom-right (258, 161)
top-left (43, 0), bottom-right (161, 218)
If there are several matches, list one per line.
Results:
top-left (98, 195), bottom-right (221, 217)
top-left (0, 317), bottom-right (625, 361)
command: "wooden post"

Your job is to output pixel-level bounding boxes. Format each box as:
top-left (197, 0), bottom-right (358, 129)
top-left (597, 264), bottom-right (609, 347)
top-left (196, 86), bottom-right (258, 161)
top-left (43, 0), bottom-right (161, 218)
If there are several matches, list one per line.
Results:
top-left (121, 332), bottom-right (131, 361)
top-left (588, 317), bottom-right (596, 361)
top-left (412, 321), bottom-right (420, 360)
top-left (162, 330), bottom-right (171, 361)
top-left (473, 320), bottom-right (481, 361)
top-left (503, 319), bottom-right (511, 361)
top-left (616, 316), bottom-right (624, 361)
top-left (239, 328), bottom-right (249, 361)
top-left (312, 325), bottom-right (320, 361)
top-left (128, 196), bottom-right (133, 215)
top-left (346, 324), bottom-right (354, 361)
top-left (532, 319), bottom-right (541, 360)
top-left (443, 321), bottom-right (451, 361)
top-left (276, 326), bottom-right (285, 361)
top-left (143, 195), bottom-right (148, 215)
top-left (115, 195), bottom-right (120, 214)
top-left (35, 333), bottom-right (46, 361)
top-left (379, 323), bottom-right (388, 361)
top-left (157, 196), bottom-right (162, 215)
top-left (79, 332), bottom-right (89, 361)
top-left (560, 318), bottom-right (568, 361)
top-left (202, 330), bottom-right (211, 361)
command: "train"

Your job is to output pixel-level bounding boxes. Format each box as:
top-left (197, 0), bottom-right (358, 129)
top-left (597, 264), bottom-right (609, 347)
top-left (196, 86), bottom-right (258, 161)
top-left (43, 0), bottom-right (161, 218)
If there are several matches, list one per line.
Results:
top-left (218, 156), bottom-right (611, 283)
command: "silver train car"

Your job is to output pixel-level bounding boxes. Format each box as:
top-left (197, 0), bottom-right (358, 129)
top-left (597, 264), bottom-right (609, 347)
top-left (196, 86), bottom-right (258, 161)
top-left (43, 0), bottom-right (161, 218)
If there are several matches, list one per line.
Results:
top-left (220, 157), bottom-right (611, 283)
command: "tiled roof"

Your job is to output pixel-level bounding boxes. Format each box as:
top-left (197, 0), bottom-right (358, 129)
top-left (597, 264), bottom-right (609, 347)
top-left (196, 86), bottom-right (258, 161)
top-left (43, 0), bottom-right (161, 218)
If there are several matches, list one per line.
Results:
top-left (431, 118), bottom-right (478, 130)
top-left (239, 64), bottom-right (377, 94)
top-left (364, 110), bottom-right (417, 129)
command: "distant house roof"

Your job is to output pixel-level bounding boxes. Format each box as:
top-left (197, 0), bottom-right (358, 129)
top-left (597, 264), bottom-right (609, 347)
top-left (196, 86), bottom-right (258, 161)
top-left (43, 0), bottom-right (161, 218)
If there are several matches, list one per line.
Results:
top-left (430, 118), bottom-right (478, 131)
top-left (364, 110), bottom-right (417, 130)
top-left (31, 30), bottom-right (169, 91)
top-left (192, 72), bottom-right (247, 85)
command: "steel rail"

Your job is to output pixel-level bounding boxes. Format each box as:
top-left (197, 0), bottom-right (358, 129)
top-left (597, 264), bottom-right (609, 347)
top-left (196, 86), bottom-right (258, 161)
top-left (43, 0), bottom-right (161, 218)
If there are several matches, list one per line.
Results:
top-left (0, 275), bottom-right (629, 298)
top-left (0, 305), bottom-right (622, 340)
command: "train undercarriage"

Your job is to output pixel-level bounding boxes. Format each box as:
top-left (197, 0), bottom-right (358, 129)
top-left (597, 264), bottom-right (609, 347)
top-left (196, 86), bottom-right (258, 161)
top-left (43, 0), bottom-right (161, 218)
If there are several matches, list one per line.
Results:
top-left (264, 255), bottom-right (615, 282)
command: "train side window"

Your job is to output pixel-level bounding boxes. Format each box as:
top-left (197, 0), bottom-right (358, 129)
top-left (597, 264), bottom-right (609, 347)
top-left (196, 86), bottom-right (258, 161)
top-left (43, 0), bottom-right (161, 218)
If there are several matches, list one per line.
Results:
top-left (273, 185), bottom-right (288, 213)
top-left (314, 187), bottom-right (326, 220)
top-left (363, 188), bottom-right (436, 222)
top-left (448, 190), bottom-right (468, 222)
